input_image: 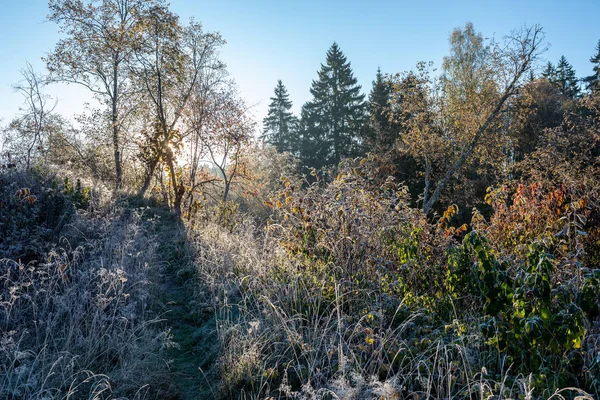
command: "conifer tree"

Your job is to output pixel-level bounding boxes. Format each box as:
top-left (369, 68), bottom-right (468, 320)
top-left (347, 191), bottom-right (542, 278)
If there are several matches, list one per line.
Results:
top-left (298, 106), bottom-right (328, 170)
top-left (366, 68), bottom-right (397, 152)
top-left (542, 61), bottom-right (556, 84)
top-left (584, 40), bottom-right (600, 92)
top-left (554, 56), bottom-right (580, 98)
top-left (262, 80), bottom-right (298, 153)
top-left (299, 43), bottom-right (367, 170)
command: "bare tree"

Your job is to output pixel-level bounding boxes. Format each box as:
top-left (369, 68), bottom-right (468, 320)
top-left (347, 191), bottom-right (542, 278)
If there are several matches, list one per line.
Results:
top-left (5, 63), bottom-right (57, 169)
top-left (200, 88), bottom-right (255, 203)
top-left (180, 62), bottom-right (228, 216)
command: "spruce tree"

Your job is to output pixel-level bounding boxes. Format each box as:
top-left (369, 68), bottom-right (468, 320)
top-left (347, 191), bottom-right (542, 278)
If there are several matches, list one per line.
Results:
top-left (298, 106), bottom-right (328, 170)
top-left (554, 56), bottom-right (580, 98)
top-left (584, 40), bottom-right (600, 92)
top-left (366, 67), bottom-right (396, 152)
top-left (542, 61), bottom-right (556, 84)
top-left (299, 43), bottom-right (367, 170)
top-left (262, 80), bottom-right (298, 153)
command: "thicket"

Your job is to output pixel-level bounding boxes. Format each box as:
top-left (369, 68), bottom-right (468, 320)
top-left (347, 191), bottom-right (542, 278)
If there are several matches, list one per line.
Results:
top-left (189, 151), bottom-right (599, 398)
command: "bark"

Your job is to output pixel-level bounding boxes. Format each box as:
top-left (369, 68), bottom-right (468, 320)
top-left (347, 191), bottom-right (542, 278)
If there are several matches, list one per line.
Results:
top-left (112, 61), bottom-right (122, 190)
top-left (166, 150), bottom-right (182, 216)
top-left (138, 156), bottom-right (159, 197)
top-left (222, 179), bottom-right (231, 203)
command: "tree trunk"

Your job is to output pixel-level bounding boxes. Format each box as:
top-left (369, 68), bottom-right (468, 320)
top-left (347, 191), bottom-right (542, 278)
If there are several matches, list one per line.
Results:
top-left (138, 156), bottom-right (159, 198)
top-left (222, 179), bottom-right (231, 203)
top-left (165, 147), bottom-right (182, 217)
top-left (422, 49), bottom-right (536, 215)
top-left (112, 62), bottom-right (123, 190)
top-left (113, 123), bottom-right (122, 190)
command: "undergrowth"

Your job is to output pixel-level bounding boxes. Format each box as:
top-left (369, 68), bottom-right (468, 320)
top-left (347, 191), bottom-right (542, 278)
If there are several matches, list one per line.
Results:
top-left (0, 170), bottom-right (173, 399)
top-left (188, 157), bottom-right (599, 399)
top-left (2, 161), bottom-right (598, 399)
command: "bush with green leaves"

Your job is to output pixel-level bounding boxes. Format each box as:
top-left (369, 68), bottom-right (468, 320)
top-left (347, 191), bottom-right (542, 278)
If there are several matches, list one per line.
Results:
top-left (446, 229), bottom-right (599, 394)
top-left (191, 157), bottom-right (599, 398)
top-left (268, 156), bottom-right (453, 297)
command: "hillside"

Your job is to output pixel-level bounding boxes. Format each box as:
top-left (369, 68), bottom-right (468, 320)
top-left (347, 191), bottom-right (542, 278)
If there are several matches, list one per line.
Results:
top-left (1, 2), bottom-right (600, 398)
top-left (1, 162), bottom-right (599, 399)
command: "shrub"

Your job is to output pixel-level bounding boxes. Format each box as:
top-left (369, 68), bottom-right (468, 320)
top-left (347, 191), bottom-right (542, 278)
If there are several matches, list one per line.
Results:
top-left (191, 157), bottom-right (598, 398)
top-left (268, 156), bottom-right (452, 296)
top-left (0, 169), bottom-right (92, 262)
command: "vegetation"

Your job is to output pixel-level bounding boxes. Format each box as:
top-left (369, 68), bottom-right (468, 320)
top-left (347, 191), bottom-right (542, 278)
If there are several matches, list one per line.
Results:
top-left (262, 80), bottom-right (298, 154)
top-left (1, 1), bottom-right (600, 399)
top-left (298, 43), bottom-right (368, 171)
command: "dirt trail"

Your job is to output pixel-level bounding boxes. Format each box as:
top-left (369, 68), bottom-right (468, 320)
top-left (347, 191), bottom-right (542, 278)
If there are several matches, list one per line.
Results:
top-left (145, 208), bottom-right (219, 399)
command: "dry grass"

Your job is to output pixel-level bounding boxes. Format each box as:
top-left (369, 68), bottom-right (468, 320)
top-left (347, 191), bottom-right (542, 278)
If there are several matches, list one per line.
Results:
top-left (2, 167), bottom-right (596, 399)
top-left (0, 205), bottom-right (173, 399)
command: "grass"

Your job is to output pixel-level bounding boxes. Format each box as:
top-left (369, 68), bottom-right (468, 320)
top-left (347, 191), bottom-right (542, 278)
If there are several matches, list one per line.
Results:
top-left (1, 169), bottom-right (597, 399)
top-left (0, 203), bottom-right (174, 399)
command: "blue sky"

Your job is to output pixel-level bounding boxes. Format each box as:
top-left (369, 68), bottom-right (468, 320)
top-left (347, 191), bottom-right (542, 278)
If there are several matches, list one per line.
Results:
top-left (1, 0), bottom-right (599, 125)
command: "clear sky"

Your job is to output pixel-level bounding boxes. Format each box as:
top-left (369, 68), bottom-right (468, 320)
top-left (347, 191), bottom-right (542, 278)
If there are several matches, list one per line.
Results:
top-left (1, 0), bottom-right (599, 126)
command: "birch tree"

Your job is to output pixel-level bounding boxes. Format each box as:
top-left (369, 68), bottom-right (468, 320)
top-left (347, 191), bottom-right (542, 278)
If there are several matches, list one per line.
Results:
top-left (396, 24), bottom-right (546, 214)
top-left (45, 0), bottom-right (156, 189)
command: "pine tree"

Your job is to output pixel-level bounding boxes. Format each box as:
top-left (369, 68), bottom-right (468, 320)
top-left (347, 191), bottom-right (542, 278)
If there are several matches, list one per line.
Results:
top-left (584, 40), bottom-right (600, 92)
top-left (262, 80), bottom-right (298, 153)
top-left (299, 43), bottom-right (367, 170)
top-left (554, 56), bottom-right (580, 98)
